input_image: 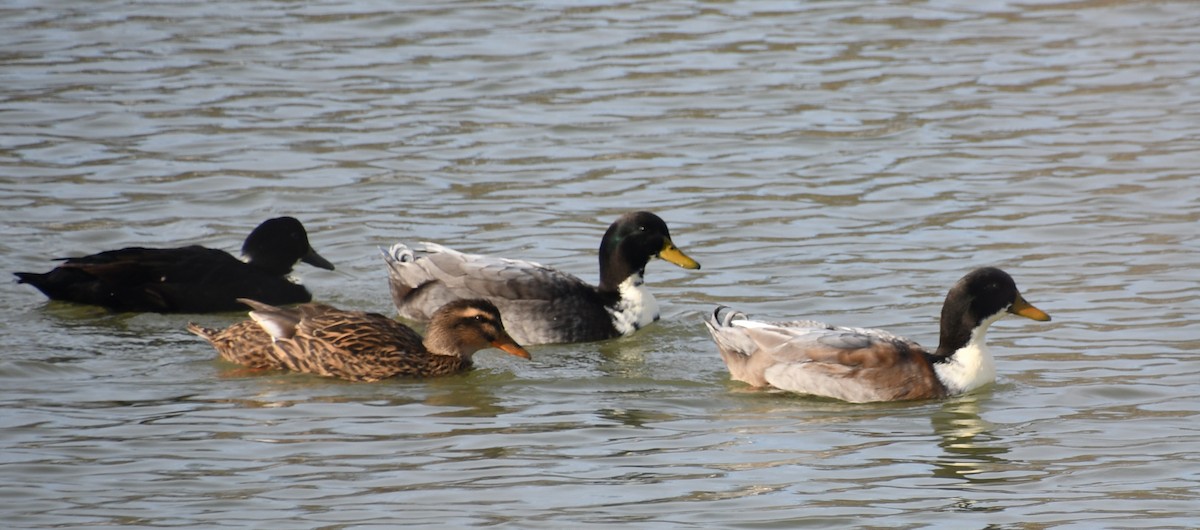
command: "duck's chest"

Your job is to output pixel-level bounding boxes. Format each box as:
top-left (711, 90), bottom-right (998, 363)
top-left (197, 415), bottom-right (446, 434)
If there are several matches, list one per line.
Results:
top-left (606, 275), bottom-right (660, 336)
top-left (933, 342), bottom-right (997, 395)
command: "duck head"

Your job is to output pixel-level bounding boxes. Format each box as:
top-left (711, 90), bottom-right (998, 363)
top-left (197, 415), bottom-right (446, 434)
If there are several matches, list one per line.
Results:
top-left (424, 299), bottom-right (532, 360)
top-left (242, 217), bottom-right (335, 275)
top-left (935, 267), bottom-right (1050, 356)
top-left (597, 211), bottom-right (700, 290)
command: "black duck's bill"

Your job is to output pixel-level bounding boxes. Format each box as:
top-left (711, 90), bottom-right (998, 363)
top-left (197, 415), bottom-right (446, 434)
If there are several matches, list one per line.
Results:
top-left (302, 247), bottom-right (336, 270)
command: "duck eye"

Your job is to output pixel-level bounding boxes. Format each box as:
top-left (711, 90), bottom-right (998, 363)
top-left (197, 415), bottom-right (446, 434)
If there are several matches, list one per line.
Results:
top-left (473, 315), bottom-right (485, 322)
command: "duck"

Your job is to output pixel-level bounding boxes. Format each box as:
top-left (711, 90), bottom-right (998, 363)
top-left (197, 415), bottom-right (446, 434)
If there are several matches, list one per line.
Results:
top-left (187, 318), bottom-right (286, 370)
top-left (190, 298), bottom-right (531, 382)
top-left (383, 211), bottom-right (701, 345)
top-left (703, 267), bottom-right (1051, 403)
top-left (15, 217), bottom-right (334, 313)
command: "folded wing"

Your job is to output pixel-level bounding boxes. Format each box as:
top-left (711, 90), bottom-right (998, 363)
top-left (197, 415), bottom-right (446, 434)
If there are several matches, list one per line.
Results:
top-left (704, 307), bottom-right (941, 403)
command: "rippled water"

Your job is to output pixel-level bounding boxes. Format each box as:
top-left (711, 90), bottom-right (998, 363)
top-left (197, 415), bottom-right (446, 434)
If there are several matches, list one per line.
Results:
top-left (2, 0), bottom-right (1198, 527)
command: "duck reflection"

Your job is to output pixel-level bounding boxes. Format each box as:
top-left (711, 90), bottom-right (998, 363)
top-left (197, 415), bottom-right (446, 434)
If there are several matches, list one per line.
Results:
top-left (929, 392), bottom-right (1010, 483)
top-left (421, 374), bottom-right (516, 418)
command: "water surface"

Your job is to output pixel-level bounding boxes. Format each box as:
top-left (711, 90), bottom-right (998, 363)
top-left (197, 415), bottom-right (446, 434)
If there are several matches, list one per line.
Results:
top-left (2, 0), bottom-right (1198, 527)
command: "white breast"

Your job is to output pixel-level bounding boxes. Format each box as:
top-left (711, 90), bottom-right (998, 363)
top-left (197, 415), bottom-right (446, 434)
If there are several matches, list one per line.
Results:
top-left (933, 312), bottom-right (1002, 395)
top-left (606, 274), bottom-right (660, 336)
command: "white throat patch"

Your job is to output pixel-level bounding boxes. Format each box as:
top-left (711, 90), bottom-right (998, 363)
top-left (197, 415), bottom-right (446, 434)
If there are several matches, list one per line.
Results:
top-left (607, 273), bottom-right (660, 336)
top-left (934, 311), bottom-right (1005, 395)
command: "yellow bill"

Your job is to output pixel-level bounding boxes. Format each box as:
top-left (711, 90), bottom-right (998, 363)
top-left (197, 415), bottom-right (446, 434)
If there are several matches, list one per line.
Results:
top-left (658, 239), bottom-right (701, 270)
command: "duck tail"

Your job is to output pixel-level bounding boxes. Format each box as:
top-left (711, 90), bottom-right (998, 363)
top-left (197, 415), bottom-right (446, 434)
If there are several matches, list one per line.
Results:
top-left (703, 305), bottom-right (756, 360)
top-left (14, 271), bottom-right (56, 296)
top-left (381, 243), bottom-right (434, 312)
top-left (239, 298), bottom-right (303, 340)
top-left (380, 243), bottom-right (415, 266)
top-left (708, 305), bottom-right (748, 328)
top-left (185, 322), bottom-right (218, 342)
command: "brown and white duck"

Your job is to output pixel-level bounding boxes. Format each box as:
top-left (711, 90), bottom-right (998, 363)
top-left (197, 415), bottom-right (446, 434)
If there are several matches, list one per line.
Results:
top-left (703, 267), bottom-right (1051, 403)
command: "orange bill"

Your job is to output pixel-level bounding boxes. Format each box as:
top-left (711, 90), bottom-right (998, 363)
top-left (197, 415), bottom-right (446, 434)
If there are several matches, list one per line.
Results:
top-left (492, 331), bottom-right (532, 360)
top-left (1009, 295), bottom-right (1051, 321)
top-left (658, 239), bottom-right (700, 270)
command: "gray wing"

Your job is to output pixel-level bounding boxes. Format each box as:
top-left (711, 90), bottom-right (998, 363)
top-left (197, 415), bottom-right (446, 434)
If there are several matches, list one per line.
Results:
top-left (704, 306), bottom-right (931, 402)
top-left (383, 242), bottom-right (612, 344)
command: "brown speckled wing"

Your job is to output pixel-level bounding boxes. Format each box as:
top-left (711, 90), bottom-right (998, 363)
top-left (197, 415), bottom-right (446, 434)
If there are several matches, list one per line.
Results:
top-left (272, 309), bottom-right (428, 381)
top-left (188, 319), bottom-right (284, 370)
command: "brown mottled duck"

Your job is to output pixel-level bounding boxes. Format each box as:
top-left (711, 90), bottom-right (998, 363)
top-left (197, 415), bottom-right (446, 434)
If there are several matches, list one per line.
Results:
top-left (189, 298), bottom-right (530, 381)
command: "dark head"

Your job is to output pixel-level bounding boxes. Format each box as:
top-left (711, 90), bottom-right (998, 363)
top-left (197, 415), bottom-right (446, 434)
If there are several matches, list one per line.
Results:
top-left (241, 217), bottom-right (335, 275)
top-left (597, 211), bottom-right (700, 290)
top-left (935, 267), bottom-right (1051, 355)
top-left (425, 299), bottom-right (532, 360)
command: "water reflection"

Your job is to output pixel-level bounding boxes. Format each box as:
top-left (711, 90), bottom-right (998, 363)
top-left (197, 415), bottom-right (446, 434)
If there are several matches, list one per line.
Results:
top-left (422, 374), bottom-right (515, 417)
top-left (596, 407), bottom-right (677, 429)
top-left (2, 0), bottom-right (1197, 526)
top-left (929, 393), bottom-right (1009, 483)
top-left (596, 337), bottom-right (653, 378)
